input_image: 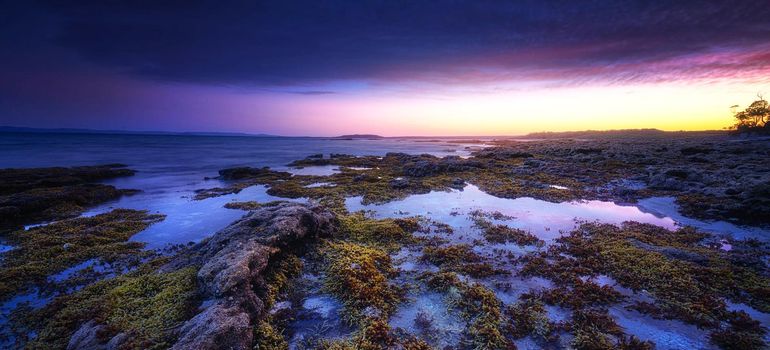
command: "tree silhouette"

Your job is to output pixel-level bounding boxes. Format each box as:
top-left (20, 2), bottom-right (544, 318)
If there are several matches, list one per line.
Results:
top-left (732, 94), bottom-right (769, 133)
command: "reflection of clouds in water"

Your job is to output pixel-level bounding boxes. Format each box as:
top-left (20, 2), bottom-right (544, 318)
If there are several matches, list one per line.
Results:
top-left (83, 185), bottom-right (305, 248)
top-left (347, 184), bottom-right (678, 241)
top-left (637, 196), bottom-right (770, 241)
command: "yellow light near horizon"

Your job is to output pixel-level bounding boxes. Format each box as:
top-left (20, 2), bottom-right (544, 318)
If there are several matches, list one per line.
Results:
top-left (260, 80), bottom-right (766, 136)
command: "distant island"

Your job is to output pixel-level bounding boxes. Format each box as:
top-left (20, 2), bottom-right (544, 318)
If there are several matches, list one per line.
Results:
top-left (332, 134), bottom-right (385, 140)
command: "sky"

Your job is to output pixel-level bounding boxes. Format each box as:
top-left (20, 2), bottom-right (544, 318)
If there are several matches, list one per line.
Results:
top-left (1, 1), bottom-right (769, 136)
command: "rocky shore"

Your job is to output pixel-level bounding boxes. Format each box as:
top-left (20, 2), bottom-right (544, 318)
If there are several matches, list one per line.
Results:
top-left (1, 133), bottom-right (769, 350)
top-left (0, 164), bottom-right (138, 231)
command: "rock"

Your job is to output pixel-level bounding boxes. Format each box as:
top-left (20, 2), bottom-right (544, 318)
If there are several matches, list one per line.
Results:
top-left (169, 202), bottom-right (338, 350)
top-left (648, 174), bottom-right (686, 191)
top-left (524, 159), bottom-right (543, 168)
top-left (106, 333), bottom-right (128, 350)
top-left (573, 148), bottom-right (603, 154)
top-left (473, 148), bottom-right (533, 160)
top-left (217, 167), bottom-right (274, 180)
top-left (664, 169), bottom-right (689, 179)
top-left (450, 178), bottom-right (465, 189)
top-left (306, 153), bottom-right (323, 159)
top-left (389, 178), bottom-right (409, 189)
top-left (680, 146), bottom-right (713, 155)
top-left (649, 168), bottom-right (708, 191)
top-left (67, 320), bottom-right (107, 350)
top-left (172, 303), bottom-right (252, 350)
top-left (725, 188), bottom-right (742, 195)
top-left (330, 153), bottom-right (354, 159)
top-left (401, 156), bottom-right (485, 177)
top-left (270, 301), bottom-right (292, 314)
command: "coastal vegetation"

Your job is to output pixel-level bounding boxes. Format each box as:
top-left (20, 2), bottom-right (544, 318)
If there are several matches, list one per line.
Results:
top-left (22, 262), bottom-right (199, 349)
top-left (0, 209), bottom-right (164, 301)
top-left (731, 95), bottom-right (770, 135)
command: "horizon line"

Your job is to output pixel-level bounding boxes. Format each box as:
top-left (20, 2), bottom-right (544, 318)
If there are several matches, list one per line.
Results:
top-left (0, 125), bottom-right (729, 139)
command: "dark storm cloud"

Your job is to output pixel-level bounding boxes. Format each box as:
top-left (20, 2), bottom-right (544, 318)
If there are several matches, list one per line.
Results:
top-left (5, 0), bottom-right (770, 87)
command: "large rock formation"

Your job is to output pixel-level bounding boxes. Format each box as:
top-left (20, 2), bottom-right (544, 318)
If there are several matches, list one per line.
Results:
top-left (168, 202), bottom-right (337, 350)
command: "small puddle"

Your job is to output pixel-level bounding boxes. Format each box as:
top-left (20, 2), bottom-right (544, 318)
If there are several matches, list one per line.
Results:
top-left (346, 184), bottom-right (677, 242)
top-left (0, 243), bottom-right (12, 255)
top-left (609, 307), bottom-right (713, 350)
top-left (637, 197), bottom-right (770, 241)
top-left (343, 166), bottom-right (372, 171)
top-left (305, 182), bottom-right (336, 188)
top-left (389, 292), bottom-right (466, 348)
top-left (47, 259), bottom-right (114, 284)
top-left (287, 270), bottom-right (355, 349)
top-left (338, 184), bottom-right (770, 347)
top-left (287, 165), bottom-right (340, 176)
top-left (83, 185), bottom-right (305, 248)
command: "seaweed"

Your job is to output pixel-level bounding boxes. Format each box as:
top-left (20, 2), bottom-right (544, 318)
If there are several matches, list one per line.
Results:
top-left (224, 200), bottom-right (283, 210)
top-left (313, 318), bottom-right (431, 350)
top-left (20, 261), bottom-right (199, 349)
top-left (421, 244), bottom-right (507, 278)
top-left (337, 212), bottom-right (417, 250)
top-left (0, 209), bottom-right (165, 301)
top-left (518, 221), bottom-right (769, 349)
top-left (473, 216), bottom-right (543, 247)
top-left (320, 241), bottom-right (404, 325)
top-left (422, 271), bottom-right (515, 349)
top-left (504, 298), bottom-right (556, 341)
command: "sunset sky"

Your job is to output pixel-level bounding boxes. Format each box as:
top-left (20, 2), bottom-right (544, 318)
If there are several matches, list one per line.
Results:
top-left (1, 1), bottom-right (769, 136)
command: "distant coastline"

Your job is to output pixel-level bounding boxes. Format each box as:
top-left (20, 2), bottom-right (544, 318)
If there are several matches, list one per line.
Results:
top-left (1, 126), bottom-right (729, 140)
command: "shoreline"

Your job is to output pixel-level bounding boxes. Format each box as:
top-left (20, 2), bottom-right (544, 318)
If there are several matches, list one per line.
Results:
top-left (1, 134), bottom-right (769, 349)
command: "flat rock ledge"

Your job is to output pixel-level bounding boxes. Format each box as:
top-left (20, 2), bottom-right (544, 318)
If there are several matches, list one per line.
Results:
top-left (170, 202), bottom-right (337, 350)
top-left (66, 202), bottom-right (337, 350)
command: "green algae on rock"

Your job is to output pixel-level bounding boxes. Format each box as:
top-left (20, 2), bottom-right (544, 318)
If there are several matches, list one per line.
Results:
top-left (518, 221), bottom-right (769, 349)
top-left (337, 212), bottom-right (419, 251)
top-left (194, 167), bottom-right (292, 200)
top-left (0, 209), bottom-right (165, 301)
top-left (321, 241), bottom-right (405, 325)
top-left (223, 200), bottom-right (284, 211)
top-left (19, 260), bottom-right (198, 350)
top-left (422, 271), bottom-right (515, 349)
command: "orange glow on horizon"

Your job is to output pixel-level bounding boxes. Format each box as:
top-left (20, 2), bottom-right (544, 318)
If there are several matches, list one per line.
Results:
top-left (251, 80), bottom-right (768, 137)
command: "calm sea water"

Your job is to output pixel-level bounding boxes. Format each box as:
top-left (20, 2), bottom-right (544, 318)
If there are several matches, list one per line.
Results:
top-left (0, 132), bottom-right (478, 247)
top-left (0, 132), bottom-right (473, 174)
top-left (2, 132), bottom-right (767, 248)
